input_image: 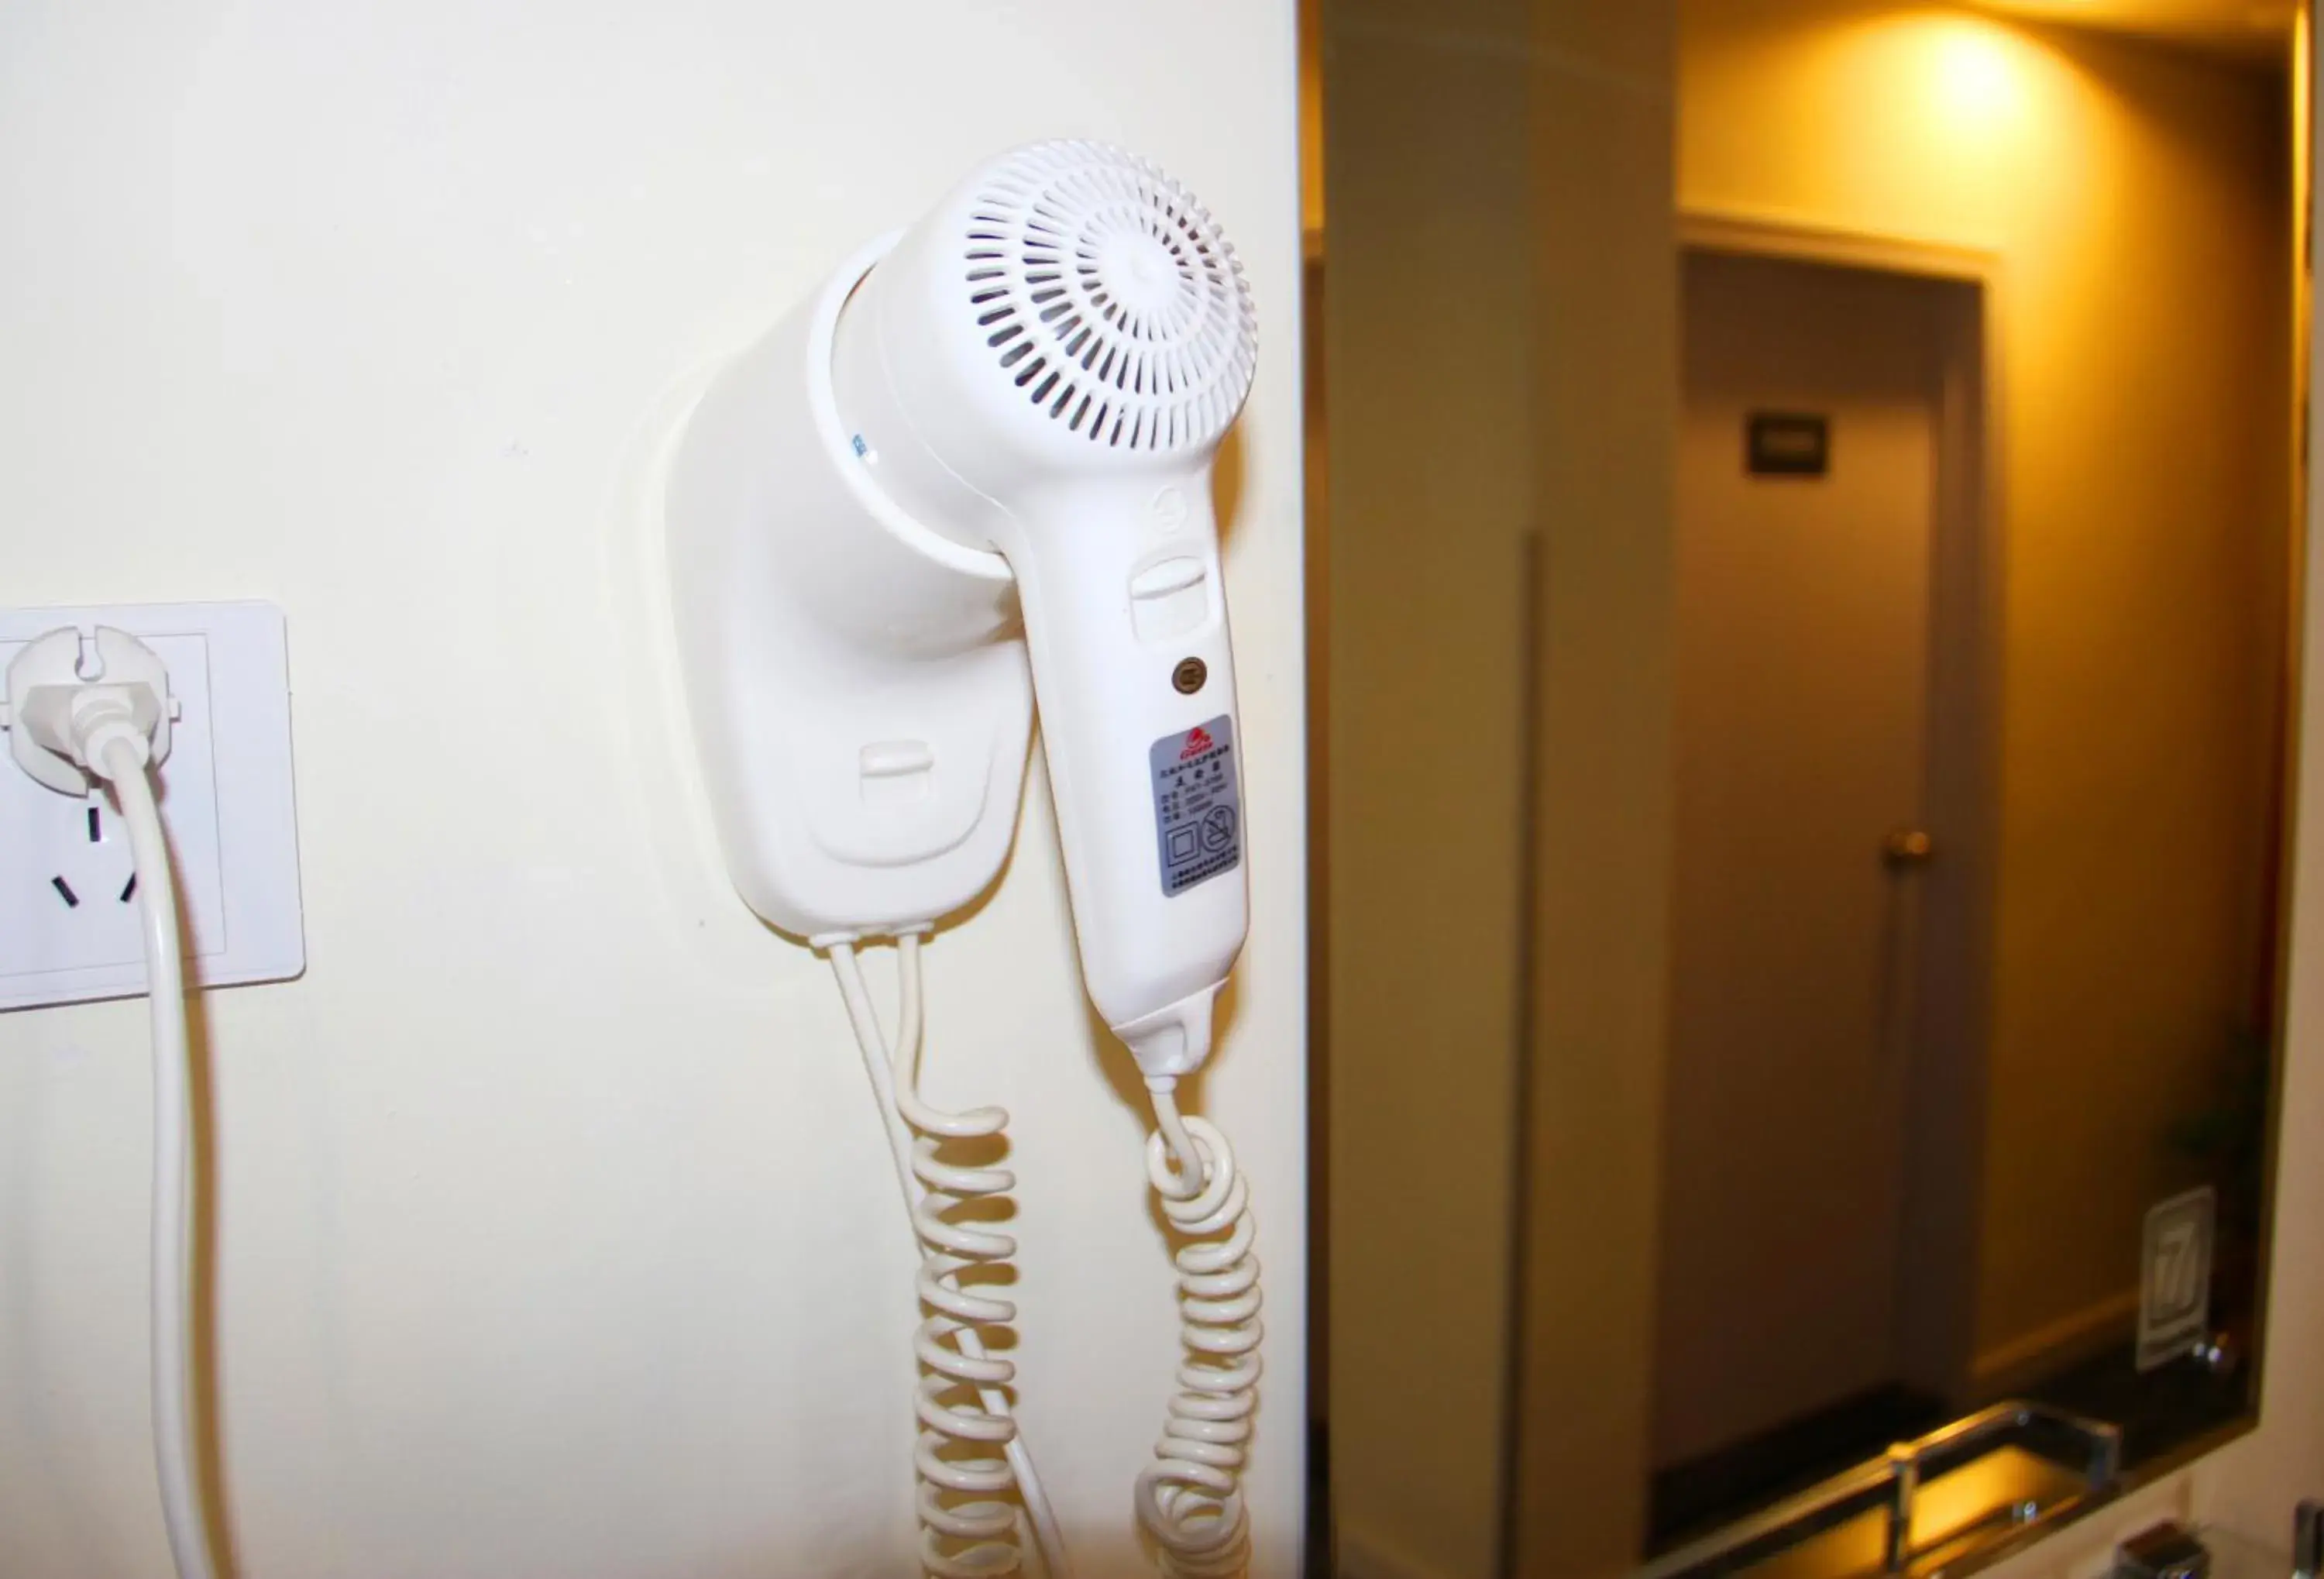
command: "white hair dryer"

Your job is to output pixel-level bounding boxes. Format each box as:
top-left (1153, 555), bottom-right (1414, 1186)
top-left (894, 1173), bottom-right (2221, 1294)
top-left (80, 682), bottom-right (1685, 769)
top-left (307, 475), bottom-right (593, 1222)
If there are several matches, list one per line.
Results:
top-left (667, 140), bottom-right (1258, 1075)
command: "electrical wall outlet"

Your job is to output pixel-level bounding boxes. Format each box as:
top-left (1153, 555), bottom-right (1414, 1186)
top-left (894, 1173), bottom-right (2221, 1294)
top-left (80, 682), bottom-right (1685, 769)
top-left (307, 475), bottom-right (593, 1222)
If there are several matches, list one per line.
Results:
top-left (0, 602), bottom-right (302, 1010)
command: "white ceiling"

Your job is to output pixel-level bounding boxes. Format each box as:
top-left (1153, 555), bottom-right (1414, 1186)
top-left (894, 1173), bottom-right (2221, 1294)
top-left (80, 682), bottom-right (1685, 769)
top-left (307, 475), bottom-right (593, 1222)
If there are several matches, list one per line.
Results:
top-left (1968, 0), bottom-right (2298, 62)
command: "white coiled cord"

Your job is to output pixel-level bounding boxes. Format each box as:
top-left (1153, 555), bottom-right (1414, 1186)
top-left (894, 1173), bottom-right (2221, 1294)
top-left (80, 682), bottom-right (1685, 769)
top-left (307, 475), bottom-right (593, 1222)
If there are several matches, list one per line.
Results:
top-left (827, 936), bottom-right (1261, 1578)
top-left (827, 937), bottom-right (1071, 1579)
top-left (1136, 1086), bottom-right (1262, 1579)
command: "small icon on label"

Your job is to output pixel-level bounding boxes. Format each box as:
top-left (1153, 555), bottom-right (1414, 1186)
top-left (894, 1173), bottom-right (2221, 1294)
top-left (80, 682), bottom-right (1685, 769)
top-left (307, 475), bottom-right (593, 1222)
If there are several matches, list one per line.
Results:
top-left (1167, 827), bottom-right (1201, 867)
top-left (1180, 725), bottom-right (1214, 760)
top-left (1202, 806), bottom-right (1237, 852)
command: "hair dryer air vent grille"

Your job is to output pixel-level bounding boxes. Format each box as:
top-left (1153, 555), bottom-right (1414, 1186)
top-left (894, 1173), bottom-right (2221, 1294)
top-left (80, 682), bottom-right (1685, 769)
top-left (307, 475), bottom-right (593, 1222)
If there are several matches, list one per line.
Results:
top-left (963, 141), bottom-right (1257, 453)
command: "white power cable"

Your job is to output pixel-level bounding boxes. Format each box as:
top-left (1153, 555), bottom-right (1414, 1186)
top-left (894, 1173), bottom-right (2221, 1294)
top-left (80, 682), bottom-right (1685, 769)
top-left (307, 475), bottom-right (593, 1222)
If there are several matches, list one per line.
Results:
top-left (88, 731), bottom-right (218, 1579)
top-left (827, 939), bottom-right (1071, 1579)
top-left (1136, 1085), bottom-right (1261, 1579)
top-left (6, 637), bottom-right (219, 1579)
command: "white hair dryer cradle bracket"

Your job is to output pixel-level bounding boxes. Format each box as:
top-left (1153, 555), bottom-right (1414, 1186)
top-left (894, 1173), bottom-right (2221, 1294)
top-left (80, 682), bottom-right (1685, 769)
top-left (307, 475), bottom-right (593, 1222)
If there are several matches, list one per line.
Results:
top-left (665, 229), bottom-right (1038, 943)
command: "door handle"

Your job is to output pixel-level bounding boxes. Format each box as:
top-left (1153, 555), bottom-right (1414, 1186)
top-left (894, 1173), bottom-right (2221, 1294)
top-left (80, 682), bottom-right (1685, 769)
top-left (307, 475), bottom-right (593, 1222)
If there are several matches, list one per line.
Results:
top-left (1883, 828), bottom-right (1934, 866)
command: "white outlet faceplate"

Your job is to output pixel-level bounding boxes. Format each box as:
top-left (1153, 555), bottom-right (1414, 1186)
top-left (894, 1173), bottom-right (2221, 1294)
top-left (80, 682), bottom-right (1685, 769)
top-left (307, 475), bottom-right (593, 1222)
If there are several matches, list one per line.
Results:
top-left (0, 602), bottom-right (302, 1011)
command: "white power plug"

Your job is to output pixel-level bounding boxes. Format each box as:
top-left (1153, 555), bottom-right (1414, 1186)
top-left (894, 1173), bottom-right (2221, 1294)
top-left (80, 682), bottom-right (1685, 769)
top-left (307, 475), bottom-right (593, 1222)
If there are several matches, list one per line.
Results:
top-left (2, 624), bottom-right (180, 792)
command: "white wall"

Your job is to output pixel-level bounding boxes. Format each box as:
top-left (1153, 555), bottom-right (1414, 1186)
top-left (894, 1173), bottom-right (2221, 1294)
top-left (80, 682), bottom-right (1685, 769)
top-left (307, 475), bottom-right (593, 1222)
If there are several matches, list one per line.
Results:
top-left (0, 5), bottom-right (1308, 1576)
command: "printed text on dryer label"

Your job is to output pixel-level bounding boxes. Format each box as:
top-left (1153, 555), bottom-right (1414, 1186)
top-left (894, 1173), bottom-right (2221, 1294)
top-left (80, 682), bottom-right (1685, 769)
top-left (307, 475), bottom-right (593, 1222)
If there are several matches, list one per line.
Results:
top-left (1150, 715), bottom-right (1240, 897)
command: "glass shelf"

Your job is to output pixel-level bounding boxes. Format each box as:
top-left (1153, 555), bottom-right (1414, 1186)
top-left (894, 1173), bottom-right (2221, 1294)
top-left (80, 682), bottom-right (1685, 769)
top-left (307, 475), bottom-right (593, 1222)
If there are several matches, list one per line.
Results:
top-left (1652, 1402), bottom-right (2123, 1579)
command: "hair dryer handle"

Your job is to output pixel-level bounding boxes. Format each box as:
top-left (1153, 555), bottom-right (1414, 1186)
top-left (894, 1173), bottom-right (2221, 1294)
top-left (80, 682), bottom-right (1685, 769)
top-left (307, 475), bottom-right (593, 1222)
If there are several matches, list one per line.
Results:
top-left (1009, 485), bottom-right (1249, 1076)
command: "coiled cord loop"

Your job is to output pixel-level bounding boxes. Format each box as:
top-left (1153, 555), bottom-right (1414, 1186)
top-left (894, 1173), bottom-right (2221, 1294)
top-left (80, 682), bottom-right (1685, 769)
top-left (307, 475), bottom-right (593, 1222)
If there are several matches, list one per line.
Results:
top-left (1136, 1096), bottom-right (1262, 1578)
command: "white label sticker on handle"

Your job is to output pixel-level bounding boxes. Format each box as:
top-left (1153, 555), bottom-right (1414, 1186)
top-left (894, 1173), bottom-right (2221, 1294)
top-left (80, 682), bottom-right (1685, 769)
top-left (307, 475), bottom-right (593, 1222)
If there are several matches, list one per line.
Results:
top-left (1150, 715), bottom-right (1241, 897)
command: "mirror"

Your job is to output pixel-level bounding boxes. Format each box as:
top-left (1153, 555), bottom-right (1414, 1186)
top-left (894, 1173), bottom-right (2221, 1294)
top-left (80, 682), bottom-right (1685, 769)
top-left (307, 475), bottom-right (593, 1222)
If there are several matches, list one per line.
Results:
top-left (1311, 2), bottom-right (2305, 1577)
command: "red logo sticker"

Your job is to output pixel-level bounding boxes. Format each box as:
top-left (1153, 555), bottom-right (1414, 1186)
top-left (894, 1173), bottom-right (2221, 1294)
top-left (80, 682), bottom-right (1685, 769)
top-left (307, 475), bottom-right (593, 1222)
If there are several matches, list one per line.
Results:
top-left (1180, 726), bottom-right (1214, 760)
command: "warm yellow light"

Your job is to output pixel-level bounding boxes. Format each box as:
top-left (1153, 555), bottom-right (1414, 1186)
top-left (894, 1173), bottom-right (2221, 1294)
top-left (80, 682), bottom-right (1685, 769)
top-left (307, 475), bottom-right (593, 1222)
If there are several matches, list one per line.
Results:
top-left (1932, 22), bottom-right (2022, 126)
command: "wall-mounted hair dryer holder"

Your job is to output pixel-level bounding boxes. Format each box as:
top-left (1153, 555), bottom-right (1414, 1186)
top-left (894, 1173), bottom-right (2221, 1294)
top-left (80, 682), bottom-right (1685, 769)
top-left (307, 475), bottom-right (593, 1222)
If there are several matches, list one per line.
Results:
top-left (665, 236), bottom-right (1037, 942)
top-left (668, 140), bottom-right (1255, 1079)
top-left (665, 140), bottom-right (1266, 1577)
